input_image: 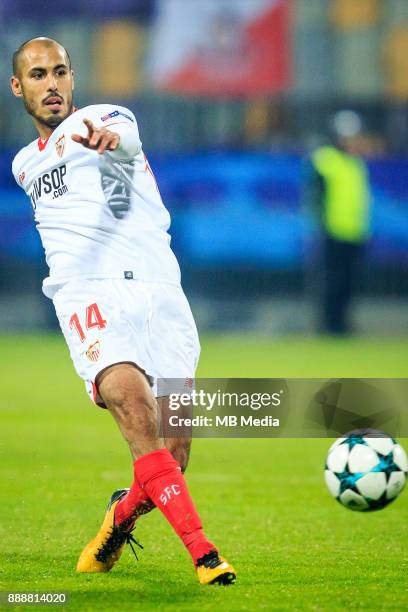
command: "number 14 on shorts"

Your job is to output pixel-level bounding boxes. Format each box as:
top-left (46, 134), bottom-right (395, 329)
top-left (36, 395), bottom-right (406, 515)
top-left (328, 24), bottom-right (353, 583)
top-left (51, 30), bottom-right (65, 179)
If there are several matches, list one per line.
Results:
top-left (69, 303), bottom-right (107, 342)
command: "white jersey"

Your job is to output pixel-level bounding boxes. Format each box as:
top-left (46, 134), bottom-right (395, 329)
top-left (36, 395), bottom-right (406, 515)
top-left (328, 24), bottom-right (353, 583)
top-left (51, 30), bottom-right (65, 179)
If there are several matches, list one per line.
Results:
top-left (12, 104), bottom-right (181, 298)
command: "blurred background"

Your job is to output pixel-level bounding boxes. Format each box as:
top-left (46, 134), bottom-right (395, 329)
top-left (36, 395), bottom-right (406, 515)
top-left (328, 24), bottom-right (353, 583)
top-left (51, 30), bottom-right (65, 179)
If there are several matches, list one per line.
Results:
top-left (0, 0), bottom-right (407, 336)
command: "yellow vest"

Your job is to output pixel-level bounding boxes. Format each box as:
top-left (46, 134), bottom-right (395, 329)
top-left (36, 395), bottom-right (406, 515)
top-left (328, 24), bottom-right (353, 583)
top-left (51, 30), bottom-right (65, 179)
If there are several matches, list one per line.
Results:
top-left (312, 146), bottom-right (370, 242)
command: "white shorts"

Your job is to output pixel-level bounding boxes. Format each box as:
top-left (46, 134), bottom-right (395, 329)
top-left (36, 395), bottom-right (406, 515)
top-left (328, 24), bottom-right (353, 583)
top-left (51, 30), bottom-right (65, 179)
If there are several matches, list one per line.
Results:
top-left (52, 278), bottom-right (200, 406)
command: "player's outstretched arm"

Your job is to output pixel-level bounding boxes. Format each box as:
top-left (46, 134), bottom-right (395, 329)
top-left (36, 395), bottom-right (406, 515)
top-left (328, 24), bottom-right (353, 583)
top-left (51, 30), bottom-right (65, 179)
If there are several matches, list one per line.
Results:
top-left (72, 119), bottom-right (120, 154)
top-left (71, 118), bottom-right (141, 158)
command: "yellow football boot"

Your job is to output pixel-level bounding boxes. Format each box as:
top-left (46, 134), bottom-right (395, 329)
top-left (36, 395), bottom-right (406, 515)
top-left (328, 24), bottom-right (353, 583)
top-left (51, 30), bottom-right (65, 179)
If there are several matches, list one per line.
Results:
top-left (196, 550), bottom-right (236, 585)
top-left (76, 489), bottom-right (142, 573)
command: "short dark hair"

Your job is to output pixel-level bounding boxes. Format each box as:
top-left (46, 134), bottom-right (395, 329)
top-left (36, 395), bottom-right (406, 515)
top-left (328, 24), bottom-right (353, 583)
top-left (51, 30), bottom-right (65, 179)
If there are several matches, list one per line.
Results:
top-left (12, 37), bottom-right (71, 76)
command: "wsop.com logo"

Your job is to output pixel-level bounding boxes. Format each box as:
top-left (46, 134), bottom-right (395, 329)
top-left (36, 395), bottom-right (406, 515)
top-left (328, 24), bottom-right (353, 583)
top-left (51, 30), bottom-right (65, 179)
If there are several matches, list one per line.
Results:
top-left (29, 164), bottom-right (68, 209)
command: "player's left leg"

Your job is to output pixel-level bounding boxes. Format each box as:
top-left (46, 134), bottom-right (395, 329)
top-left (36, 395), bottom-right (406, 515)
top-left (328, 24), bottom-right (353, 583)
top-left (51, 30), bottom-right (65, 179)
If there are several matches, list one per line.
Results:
top-left (114, 396), bottom-right (192, 525)
top-left (98, 364), bottom-right (216, 563)
top-left (77, 364), bottom-right (236, 584)
top-left (85, 425), bottom-right (195, 571)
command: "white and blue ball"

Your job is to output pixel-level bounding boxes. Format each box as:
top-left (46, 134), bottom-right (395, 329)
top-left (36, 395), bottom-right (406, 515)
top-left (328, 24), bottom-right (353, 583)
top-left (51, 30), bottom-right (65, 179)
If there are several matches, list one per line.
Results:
top-left (325, 429), bottom-right (408, 511)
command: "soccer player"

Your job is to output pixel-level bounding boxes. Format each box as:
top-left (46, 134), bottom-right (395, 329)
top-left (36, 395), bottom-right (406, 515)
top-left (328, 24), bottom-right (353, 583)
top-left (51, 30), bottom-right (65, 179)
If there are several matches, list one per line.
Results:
top-left (10, 37), bottom-right (235, 585)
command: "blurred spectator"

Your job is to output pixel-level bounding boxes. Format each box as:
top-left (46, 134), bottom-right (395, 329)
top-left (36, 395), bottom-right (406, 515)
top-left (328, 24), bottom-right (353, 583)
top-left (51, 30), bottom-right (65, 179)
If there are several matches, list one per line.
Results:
top-left (305, 111), bottom-right (371, 335)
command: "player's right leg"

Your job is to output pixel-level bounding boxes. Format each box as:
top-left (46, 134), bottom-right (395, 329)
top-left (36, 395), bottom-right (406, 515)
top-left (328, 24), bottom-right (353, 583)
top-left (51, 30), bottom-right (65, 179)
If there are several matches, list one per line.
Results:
top-left (52, 279), bottom-right (235, 582)
top-left (77, 362), bottom-right (236, 584)
top-left (74, 403), bottom-right (191, 572)
top-left (76, 363), bottom-right (159, 573)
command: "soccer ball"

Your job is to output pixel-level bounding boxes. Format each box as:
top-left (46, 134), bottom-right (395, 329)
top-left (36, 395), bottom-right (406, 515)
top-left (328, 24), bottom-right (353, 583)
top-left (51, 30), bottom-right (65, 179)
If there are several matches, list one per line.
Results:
top-left (325, 429), bottom-right (408, 511)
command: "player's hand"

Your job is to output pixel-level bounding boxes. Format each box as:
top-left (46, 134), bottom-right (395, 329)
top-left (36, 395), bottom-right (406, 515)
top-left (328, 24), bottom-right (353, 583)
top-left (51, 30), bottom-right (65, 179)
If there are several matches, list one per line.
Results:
top-left (71, 119), bottom-right (120, 154)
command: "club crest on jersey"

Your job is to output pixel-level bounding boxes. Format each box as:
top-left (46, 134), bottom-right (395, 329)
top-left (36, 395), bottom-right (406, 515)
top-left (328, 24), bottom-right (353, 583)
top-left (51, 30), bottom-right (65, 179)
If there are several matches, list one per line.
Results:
top-left (86, 340), bottom-right (101, 362)
top-left (55, 134), bottom-right (65, 158)
top-left (18, 171), bottom-right (25, 185)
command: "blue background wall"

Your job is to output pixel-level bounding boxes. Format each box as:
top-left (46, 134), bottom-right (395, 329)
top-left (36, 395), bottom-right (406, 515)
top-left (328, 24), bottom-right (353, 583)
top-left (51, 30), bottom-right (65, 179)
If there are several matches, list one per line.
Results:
top-left (1, 151), bottom-right (407, 272)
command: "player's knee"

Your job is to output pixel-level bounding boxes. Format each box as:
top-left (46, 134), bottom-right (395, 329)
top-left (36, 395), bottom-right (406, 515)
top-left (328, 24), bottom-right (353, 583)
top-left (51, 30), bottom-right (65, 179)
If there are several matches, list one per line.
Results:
top-left (97, 364), bottom-right (156, 421)
top-left (109, 386), bottom-right (157, 423)
top-left (107, 387), bottom-right (159, 445)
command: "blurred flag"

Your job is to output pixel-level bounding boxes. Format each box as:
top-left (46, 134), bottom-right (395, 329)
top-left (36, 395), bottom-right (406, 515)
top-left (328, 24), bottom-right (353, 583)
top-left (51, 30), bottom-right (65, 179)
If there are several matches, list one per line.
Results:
top-left (148, 0), bottom-right (291, 96)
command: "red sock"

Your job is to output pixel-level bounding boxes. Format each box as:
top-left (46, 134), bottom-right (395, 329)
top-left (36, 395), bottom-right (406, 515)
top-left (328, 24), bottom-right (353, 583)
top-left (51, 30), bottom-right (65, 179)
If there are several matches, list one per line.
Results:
top-left (114, 480), bottom-right (155, 526)
top-left (134, 448), bottom-right (215, 564)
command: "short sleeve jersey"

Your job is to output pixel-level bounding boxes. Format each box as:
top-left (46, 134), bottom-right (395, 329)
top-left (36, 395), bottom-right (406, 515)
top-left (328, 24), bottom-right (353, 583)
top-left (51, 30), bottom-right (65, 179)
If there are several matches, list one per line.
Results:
top-left (12, 104), bottom-right (181, 297)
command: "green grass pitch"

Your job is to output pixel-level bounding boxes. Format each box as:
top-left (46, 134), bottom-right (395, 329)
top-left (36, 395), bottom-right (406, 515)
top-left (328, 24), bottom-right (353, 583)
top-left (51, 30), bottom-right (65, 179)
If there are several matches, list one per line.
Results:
top-left (1, 334), bottom-right (407, 611)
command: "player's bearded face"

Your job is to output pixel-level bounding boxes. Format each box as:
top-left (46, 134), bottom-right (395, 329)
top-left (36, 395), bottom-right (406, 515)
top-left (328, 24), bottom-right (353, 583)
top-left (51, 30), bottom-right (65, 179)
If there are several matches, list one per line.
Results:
top-left (17, 44), bottom-right (74, 129)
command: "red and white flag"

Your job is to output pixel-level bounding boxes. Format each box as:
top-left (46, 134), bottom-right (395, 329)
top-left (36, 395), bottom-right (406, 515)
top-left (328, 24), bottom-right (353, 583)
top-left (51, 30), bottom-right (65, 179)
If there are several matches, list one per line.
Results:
top-left (148, 0), bottom-right (291, 97)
